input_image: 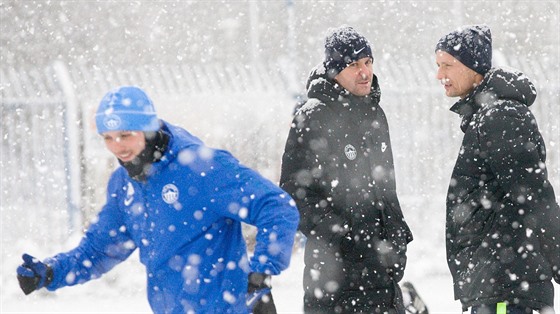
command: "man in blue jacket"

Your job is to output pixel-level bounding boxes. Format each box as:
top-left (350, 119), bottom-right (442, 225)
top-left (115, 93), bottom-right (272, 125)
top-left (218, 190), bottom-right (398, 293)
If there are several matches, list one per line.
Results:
top-left (16, 86), bottom-right (300, 314)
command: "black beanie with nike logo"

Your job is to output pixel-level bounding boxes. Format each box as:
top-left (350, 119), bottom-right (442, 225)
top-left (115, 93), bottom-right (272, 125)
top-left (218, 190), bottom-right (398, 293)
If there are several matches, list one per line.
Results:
top-left (324, 25), bottom-right (373, 79)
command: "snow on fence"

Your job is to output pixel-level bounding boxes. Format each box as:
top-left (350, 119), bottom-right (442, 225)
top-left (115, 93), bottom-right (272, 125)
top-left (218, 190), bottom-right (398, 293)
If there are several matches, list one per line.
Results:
top-left (1, 57), bottom-right (558, 277)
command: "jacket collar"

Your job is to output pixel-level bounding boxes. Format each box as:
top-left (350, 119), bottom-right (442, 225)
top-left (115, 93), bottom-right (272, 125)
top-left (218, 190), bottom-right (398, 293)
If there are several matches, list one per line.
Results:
top-left (306, 63), bottom-right (381, 108)
top-left (449, 67), bottom-right (536, 132)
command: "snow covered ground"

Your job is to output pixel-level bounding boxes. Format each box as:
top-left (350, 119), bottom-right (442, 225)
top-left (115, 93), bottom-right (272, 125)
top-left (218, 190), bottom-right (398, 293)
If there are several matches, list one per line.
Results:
top-left (2, 242), bottom-right (558, 313)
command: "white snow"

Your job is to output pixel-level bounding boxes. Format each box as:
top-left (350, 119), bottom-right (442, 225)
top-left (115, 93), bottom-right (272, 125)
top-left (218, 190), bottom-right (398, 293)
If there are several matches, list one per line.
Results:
top-left (2, 2), bottom-right (559, 313)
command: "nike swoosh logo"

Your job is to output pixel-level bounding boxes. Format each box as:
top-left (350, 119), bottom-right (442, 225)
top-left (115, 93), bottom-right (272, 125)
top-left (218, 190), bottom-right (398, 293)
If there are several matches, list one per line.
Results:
top-left (124, 197), bottom-right (133, 206)
top-left (246, 294), bottom-right (259, 307)
top-left (354, 47), bottom-right (365, 54)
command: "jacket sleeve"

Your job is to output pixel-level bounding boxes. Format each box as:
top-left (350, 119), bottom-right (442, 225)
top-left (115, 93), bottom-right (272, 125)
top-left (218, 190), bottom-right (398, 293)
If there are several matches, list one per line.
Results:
top-left (480, 105), bottom-right (560, 283)
top-left (241, 169), bottom-right (300, 275)
top-left (279, 111), bottom-right (347, 241)
top-left (203, 151), bottom-right (300, 276)
top-left (45, 172), bottom-right (137, 290)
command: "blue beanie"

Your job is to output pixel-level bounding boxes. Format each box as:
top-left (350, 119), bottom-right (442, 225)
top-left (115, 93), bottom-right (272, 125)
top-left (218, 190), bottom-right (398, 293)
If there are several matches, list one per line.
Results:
top-left (324, 26), bottom-right (373, 78)
top-left (435, 25), bottom-right (492, 75)
top-left (95, 86), bottom-right (160, 134)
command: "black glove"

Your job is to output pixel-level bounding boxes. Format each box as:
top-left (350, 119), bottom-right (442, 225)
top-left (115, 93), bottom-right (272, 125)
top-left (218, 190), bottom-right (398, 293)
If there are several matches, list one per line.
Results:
top-left (16, 254), bottom-right (54, 295)
top-left (247, 272), bottom-right (277, 314)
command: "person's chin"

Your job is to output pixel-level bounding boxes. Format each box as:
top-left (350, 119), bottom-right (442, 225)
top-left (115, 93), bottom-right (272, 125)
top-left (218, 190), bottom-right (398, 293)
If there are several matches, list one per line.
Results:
top-left (356, 86), bottom-right (370, 96)
top-left (444, 87), bottom-right (455, 97)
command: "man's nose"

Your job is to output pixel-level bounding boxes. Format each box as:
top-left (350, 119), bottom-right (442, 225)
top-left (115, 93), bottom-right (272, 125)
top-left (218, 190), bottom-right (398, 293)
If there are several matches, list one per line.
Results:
top-left (358, 64), bottom-right (370, 77)
top-left (436, 68), bottom-right (444, 80)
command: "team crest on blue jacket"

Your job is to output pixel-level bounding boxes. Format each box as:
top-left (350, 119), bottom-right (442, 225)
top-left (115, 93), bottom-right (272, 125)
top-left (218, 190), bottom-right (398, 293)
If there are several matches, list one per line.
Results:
top-left (344, 144), bottom-right (357, 160)
top-left (162, 184), bottom-right (179, 204)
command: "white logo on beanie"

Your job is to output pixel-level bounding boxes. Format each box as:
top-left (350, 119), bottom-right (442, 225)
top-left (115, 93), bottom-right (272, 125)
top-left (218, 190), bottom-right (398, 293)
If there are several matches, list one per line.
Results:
top-left (162, 184), bottom-right (179, 204)
top-left (344, 144), bottom-right (357, 160)
top-left (353, 47), bottom-right (366, 55)
top-left (103, 114), bottom-right (122, 130)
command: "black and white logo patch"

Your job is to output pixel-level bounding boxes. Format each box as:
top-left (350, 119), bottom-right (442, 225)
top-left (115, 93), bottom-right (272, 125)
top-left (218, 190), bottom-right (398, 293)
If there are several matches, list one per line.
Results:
top-left (162, 184), bottom-right (179, 204)
top-left (344, 144), bottom-right (357, 160)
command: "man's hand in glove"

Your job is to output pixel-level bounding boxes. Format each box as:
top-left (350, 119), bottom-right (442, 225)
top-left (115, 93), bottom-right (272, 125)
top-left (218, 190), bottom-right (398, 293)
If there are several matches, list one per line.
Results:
top-left (247, 272), bottom-right (277, 314)
top-left (16, 254), bottom-right (53, 295)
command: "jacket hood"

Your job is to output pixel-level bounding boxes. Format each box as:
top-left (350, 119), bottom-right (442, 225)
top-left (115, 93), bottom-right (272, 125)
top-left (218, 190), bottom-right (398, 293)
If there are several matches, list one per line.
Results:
top-left (305, 62), bottom-right (380, 106)
top-left (450, 67), bottom-right (537, 116)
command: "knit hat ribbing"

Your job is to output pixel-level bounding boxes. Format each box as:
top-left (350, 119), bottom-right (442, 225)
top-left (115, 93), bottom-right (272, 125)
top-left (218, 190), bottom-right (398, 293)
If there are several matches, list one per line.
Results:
top-left (435, 24), bottom-right (492, 75)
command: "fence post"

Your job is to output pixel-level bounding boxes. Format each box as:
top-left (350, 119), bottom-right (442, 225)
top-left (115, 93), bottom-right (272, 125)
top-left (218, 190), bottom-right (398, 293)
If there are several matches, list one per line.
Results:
top-left (53, 60), bottom-right (82, 234)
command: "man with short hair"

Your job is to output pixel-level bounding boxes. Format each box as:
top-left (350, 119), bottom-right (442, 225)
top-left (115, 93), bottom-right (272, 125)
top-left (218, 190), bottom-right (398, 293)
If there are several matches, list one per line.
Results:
top-left (16, 86), bottom-right (300, 314)
top-left (435, 25), bottom-right (560, 314)
top-left (280, 25), bottom-right (421, 314)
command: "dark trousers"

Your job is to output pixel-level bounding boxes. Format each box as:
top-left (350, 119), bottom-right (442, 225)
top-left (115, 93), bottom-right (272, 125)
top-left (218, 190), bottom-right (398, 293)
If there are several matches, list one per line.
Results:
top-left (471, 304), bottom-right (533, 314)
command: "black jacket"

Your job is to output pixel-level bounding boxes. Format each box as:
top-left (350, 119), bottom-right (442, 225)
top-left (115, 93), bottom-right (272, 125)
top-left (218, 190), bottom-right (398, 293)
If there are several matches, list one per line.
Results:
top-left (280, 64), bottom-right (412, 313)
top-left (446, 67), bottom-right (560, 311)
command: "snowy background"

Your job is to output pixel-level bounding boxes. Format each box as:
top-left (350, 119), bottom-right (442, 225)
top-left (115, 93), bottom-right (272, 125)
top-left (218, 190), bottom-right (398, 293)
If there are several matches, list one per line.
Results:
top-left (1, 1), bottom-right (559, 313)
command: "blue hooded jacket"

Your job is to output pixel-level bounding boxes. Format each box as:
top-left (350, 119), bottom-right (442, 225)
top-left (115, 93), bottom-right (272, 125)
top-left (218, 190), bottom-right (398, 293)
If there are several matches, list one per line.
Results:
top-left (44, 121), bottom-right (300, 313)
